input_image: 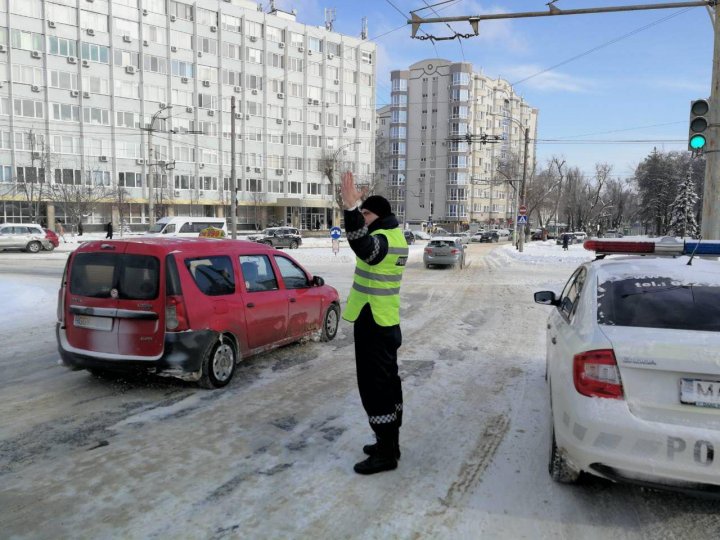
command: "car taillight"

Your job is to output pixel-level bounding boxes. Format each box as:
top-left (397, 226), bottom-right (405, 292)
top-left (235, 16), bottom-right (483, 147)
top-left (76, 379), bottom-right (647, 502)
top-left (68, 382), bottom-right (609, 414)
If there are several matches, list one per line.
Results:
top-left (166, 295), bottom-right (189, 331)
top-left (450, 248), bottom-right (459, 255)
top-left (573, 349), bottom-right (623, 399)
top-left (424, 248), bottom-right (432, 254)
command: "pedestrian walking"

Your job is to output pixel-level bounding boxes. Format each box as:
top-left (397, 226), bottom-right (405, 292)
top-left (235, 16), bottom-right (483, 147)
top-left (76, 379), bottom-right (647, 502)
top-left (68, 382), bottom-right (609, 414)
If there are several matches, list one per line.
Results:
top-left (340, 171), bottom-right (409, 475)
top-left (562, 233), bottom-right (570, 251)
top-left (105, 221), bottom-right (113, 239)
top-left (77, 220), bottom-right (83, 236)
top-left (56, 220), bottom-right (66, 243)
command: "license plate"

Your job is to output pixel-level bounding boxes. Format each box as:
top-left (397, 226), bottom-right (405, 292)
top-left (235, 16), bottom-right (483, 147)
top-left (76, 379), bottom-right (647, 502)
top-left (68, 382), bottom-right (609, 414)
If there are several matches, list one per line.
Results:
top-left (680, 378), bottom-right (720, 408)
top-left (74, 314), bottom-right (113, 331)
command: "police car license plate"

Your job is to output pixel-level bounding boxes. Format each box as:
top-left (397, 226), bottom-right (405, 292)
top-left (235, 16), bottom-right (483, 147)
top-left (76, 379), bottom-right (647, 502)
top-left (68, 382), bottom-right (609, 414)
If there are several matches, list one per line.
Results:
top-left (680, 378), bottom-right (720, 408)
top-left (74, 314), bottom-right (112, 331)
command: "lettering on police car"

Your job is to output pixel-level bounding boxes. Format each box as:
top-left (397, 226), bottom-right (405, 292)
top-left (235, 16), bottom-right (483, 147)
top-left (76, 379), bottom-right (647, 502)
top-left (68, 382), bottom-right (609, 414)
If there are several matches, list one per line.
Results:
top-left (633, 280), bottom-right (682, 288)
top-left (667, 436), bottom-right (715, 465)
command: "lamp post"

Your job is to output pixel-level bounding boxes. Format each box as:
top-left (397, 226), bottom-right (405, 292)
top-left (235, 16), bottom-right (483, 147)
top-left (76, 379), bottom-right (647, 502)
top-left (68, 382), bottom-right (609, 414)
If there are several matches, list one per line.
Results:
top-left (142, 105), bottom-right (172, 228)
top-left (488, 111), bottom-right (530, 251)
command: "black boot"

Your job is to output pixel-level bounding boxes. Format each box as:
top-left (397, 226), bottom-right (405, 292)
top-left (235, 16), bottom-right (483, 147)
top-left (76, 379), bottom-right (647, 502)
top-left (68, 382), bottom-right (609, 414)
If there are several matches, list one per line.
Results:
top-left (354, 441), bottom-right (398, 475)
top-left (363, 439), bottom-right (401, 460)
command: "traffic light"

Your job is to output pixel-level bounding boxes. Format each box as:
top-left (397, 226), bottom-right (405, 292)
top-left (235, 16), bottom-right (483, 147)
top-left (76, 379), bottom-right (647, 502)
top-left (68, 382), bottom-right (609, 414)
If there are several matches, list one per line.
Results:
top-left (688, 98), bottom-right (709, 151)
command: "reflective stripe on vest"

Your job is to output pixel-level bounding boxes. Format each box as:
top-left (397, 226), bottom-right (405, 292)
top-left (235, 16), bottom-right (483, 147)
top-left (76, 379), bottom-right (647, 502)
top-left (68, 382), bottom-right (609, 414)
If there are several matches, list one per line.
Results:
top-left (342, 227), bottom-right (408, 327)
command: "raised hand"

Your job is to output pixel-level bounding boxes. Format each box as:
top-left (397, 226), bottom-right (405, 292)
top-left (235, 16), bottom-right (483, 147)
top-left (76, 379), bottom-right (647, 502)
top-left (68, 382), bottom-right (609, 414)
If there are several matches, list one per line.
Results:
top-left (341, 171), bottom-right (363, 209)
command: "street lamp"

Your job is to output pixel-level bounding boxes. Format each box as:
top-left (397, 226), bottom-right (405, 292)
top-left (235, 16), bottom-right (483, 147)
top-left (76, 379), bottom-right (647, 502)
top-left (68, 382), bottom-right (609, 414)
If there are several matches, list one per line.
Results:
top-left (142, 105), bottom-right (202, 227)
top-left (488, 111), bottom-right (529, 251)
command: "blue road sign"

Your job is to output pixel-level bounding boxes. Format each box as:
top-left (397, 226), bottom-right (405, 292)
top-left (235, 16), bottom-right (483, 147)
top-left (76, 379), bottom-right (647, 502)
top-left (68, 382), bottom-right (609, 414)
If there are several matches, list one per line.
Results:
top-left (330, 226), bottom-right (342, 240)
top-left (517, 215), bottom-right (528, 224)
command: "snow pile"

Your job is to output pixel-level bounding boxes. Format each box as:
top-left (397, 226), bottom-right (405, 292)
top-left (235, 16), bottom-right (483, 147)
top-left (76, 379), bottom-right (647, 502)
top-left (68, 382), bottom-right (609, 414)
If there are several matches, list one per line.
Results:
top-left (499, 241), bottom-right (594, 265)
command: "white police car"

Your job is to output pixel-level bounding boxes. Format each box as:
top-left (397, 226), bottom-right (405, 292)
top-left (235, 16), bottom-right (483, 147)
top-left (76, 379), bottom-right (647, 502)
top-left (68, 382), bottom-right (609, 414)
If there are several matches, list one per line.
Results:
top-left (535, 238), bottom-right (720, 495)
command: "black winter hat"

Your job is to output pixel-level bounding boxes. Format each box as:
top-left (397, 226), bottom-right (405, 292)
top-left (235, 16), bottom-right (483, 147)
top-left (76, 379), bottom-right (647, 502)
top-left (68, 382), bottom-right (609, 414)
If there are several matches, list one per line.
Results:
top-left (361, 195), bottom-right (392, 219)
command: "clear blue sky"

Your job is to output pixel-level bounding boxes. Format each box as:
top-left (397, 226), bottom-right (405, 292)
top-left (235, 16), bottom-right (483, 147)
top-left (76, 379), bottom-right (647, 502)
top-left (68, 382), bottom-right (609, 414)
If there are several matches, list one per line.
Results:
top-left (274, 0), bottom-right (713, 181)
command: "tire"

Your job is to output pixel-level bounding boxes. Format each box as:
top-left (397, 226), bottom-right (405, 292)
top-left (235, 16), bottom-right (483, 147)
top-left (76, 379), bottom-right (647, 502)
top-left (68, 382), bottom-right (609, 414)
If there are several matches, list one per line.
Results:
top-left (44, 243), bottom-right (55, 252)
top-left (321, 303), bottom-right (339, 342)
top-left (549, 427), bottom-right (580, 483)
top-left (425, 263), bottom-right (431, 269)
top-left (289, 240), bottom-right (299, 249)
top-left (26, 241), bottom-right (41, 253)
top-left (199, 338), bottom-right (236, 389)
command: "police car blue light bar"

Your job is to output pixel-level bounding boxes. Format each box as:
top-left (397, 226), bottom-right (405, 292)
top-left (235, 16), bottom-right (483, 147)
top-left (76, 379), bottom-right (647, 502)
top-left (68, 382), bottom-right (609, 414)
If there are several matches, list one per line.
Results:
top-left (584, 237), bottom-right (720, 256)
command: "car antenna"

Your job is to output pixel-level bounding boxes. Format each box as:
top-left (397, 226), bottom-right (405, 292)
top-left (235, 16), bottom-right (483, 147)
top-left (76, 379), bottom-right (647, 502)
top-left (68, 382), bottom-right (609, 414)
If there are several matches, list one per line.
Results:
top-left (686, 235), bottom-right (702, 266)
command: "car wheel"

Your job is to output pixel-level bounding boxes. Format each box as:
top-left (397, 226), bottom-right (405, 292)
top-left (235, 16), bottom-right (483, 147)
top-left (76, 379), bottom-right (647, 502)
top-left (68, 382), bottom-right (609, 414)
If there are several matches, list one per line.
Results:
top-left (321, 303), bottom-right (340, 342)
top-left (26, 241), bottom-right (42, 253)
top-left (199, 338), bottom-right (236, 389)
top-left (549, 427), bottom-right (580, 483)
top-left (289, 240), bottom-right (299, 249)
top-left (44, 243), bottom-right (55, 252)
top-left (425, 263), bottom-right (431, 269)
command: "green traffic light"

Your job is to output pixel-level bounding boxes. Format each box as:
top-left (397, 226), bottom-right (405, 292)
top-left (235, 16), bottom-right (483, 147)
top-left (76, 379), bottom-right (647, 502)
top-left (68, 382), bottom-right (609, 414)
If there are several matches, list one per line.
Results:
top-left (690, 134), bottom-right (706, 150)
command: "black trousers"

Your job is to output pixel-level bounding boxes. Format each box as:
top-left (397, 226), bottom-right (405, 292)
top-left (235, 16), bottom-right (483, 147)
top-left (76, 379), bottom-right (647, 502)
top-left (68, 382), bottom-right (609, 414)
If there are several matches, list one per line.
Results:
top-left (354, 303), bottom-right (403, 439)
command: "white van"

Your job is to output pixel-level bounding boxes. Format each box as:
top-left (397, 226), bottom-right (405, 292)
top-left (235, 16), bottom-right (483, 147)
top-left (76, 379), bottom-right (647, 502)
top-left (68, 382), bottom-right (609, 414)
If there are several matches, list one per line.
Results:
top-left (145, 216), bottom-right (228, 237)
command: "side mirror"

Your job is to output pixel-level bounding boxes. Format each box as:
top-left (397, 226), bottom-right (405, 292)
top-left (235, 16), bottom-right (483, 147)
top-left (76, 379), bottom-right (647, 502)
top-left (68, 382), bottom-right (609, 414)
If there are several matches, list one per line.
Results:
top-left (312, 275), bottom-right (325, 287)
top-left (534, 290), bottom-right (559, 306)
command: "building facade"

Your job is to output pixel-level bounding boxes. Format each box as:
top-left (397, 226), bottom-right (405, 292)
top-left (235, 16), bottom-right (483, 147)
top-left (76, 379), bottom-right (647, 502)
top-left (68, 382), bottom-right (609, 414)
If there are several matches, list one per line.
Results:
top-left (378, 59), bottom-right (538, 231)
top-left (0, 0), bottom-right (376, 231)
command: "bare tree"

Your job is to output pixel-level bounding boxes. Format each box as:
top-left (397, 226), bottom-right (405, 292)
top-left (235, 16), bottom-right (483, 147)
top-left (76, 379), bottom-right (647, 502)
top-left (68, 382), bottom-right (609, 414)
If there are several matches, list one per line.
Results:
top-left (14, 130), bottom-right (50, 223)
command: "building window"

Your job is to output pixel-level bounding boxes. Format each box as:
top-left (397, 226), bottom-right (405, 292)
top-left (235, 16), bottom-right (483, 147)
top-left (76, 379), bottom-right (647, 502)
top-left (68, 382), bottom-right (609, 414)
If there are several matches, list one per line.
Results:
top-left (119, 171), bottom-right (143, 188)
top-left (13, 99), bottom-right (43, 118)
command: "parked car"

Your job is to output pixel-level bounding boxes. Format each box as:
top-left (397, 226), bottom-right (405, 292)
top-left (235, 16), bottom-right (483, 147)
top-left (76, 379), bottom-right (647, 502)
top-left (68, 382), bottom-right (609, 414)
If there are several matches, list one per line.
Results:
top-left (573, 231), bottom-right (588, 243)
top-left (0, 223), bottom-right (53, 253)
top-left (411, 230), bottom-right (431, 240)
top-left (43, 228), bottom-right (60, 249)
top-left (534, 237), bottom-right (720, 494)
top-left (478, 230), bottom-right (500, 243)
top-left (531, 229), bottom-right (545, 241)
top-left (470, 232), bottom-right (486, 243)
top-left (248, 227), bottom-right (302, 249)
top-left (602, 230), bottom-right (624, 238)
top-left (423, 237), bottom-right (465, 269)
top-left (495, 228), bottom-right (511, 241)
top-left (56, 238), bottom-right (340, 388)
top-left (403, 230), bottom-right (415, 245)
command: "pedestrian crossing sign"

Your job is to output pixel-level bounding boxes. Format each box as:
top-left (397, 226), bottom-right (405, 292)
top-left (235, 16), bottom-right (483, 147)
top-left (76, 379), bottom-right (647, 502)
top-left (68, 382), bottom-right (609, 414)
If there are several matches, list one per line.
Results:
top-left (517, 215), bottom-right (528, 224)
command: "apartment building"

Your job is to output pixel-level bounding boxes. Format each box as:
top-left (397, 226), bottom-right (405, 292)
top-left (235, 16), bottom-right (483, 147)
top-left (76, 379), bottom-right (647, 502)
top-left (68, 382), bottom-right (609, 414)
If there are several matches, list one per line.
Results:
top-left (0, 0), bottom-right (376, 231)
top-left (378, 58), bottom-right (538, 231)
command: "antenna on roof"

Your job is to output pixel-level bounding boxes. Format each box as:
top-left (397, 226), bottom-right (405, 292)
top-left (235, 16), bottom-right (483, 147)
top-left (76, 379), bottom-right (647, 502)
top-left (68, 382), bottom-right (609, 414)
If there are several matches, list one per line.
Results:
top-left (361, 17), bottom-right (368, 40)
top-left (325, 8), bottom-right (336, 32)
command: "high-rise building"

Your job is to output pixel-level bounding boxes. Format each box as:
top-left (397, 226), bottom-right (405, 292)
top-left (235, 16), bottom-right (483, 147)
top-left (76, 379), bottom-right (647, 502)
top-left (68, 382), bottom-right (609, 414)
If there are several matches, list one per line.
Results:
top-left (0, 0), bottom-right (376, 231)
top-left (378, 59), bottom-right (538, 231)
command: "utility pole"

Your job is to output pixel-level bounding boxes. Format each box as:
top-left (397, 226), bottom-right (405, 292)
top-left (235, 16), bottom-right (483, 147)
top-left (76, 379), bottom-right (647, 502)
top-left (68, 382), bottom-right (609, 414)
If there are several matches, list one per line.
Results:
top-left (230, 96), bottom-right (237, 239)
top-left (143, 106), bottom-right (172, 228)
top-left (519, 127), bottom-right (530, 252)
top-left (701, 7), bottom-right (720, 239)
top-left (410, 1), bottom-right (718, 237)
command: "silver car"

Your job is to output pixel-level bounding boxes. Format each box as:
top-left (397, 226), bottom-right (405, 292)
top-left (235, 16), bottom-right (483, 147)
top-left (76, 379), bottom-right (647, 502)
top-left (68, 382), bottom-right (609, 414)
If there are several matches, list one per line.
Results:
top-left (0, 223), bottom-right (53, 253)
top-left (423, 237), bottom-right (466, 269)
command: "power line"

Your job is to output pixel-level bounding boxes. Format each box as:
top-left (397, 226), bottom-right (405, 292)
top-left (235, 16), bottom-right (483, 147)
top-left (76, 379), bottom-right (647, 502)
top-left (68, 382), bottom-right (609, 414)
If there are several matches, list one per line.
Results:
top-left (385, 0), bottom-right (440, 56)
top-left (510, 7), bottom-right (695, 87)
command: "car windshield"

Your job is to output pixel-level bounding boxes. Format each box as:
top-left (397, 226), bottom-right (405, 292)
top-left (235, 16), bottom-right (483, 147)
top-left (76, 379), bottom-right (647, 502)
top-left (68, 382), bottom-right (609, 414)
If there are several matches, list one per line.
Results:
top-left (147, 223), bottom-right (166, 233)
top-left (597, 276), bottom-right (720, 332)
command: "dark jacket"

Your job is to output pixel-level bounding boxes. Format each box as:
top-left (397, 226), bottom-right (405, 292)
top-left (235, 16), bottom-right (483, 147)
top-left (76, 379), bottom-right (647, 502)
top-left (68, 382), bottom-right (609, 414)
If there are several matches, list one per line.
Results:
top-left (343, 209), bottom-right (400, 266)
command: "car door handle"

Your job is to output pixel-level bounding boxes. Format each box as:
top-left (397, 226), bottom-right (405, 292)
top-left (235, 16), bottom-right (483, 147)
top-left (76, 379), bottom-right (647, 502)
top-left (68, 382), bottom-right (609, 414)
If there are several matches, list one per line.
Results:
top-left (289, 297), bottom-right (296, 303)
top-left (551, 336), bottom-right (557, 345)
top-left (246, 302), bottom-right (255, 308)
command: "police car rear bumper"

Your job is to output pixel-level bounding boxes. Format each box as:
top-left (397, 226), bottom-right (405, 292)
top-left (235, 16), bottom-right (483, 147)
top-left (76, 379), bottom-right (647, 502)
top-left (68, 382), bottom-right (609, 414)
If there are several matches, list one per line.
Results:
top-left (555, 392), bottom-right (720, 490)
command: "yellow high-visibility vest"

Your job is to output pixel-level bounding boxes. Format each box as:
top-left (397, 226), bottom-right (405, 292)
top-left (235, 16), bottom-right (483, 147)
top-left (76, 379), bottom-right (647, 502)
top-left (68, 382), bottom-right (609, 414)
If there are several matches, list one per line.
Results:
top-left (343, 228), bottom-right (408, 326)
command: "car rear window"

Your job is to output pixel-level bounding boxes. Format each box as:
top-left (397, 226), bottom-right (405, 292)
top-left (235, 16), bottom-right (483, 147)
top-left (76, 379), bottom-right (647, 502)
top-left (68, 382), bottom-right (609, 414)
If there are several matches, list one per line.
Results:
top-left (428, 240), bottom-right (453, 247)
top-left (597, 277), bottom-right (720, 332)
top-left (185, 256), bottom-right (235, 296)
top-left (70, 253), bottom-right (160, 299)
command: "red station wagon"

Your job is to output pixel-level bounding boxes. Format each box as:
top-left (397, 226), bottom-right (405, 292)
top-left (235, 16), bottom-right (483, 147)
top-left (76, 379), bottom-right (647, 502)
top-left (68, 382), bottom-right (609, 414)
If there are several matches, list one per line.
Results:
top-left (56, 238), bottom-right (340, 388)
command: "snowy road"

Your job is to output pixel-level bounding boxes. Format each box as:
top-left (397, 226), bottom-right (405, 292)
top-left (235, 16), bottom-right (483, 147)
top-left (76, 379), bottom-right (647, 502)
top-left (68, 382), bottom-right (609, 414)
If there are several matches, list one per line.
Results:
top-left (0, 242), bottom-right (718, 539)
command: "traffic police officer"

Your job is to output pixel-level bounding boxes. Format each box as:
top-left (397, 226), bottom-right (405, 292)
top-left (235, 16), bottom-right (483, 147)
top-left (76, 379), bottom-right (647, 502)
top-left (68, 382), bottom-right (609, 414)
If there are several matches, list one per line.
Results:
top-left (340, 171), bottom-right (409, 475)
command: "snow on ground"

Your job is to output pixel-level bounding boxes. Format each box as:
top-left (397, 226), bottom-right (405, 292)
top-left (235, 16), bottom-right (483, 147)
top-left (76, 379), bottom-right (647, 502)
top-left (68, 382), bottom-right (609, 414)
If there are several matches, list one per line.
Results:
top-left (1, 239), bottom-right (718, 538)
